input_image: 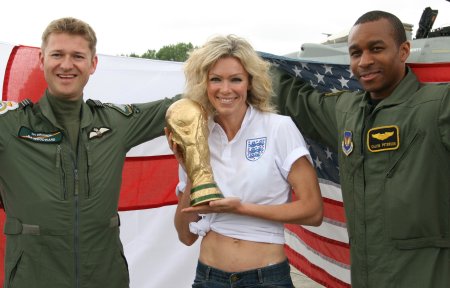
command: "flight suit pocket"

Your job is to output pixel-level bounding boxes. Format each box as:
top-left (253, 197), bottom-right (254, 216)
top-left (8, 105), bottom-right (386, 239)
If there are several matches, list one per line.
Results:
top-left (386, 132), bottom-right (422, 178)
top-left (4, 218), bottom-right (26, 288)
top-left (339, 153), bottom-right (363, 241)
top-left (393, 237), bottom-right (450, 250)
top-left (383, 131), bottom-right (443, 240)
top-left (56, 145), bottom-right (68, 200)
top-left (5, 250), bottom-right (23, 288)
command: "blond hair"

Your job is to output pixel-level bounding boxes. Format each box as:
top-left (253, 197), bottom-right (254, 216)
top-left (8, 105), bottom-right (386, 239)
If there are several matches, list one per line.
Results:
top-left (41, 17), bottom-right (97, 56)
top-left (184, 35), bottom-right (275, 115)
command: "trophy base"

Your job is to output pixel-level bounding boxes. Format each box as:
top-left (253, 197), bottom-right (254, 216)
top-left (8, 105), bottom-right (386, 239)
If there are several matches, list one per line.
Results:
top-left (190, 183), bottom-right (224, 207)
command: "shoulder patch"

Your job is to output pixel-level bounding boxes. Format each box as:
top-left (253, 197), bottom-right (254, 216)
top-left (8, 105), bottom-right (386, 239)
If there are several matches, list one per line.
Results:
top-left (19, 99), bottom-right (33, 109)
top-left (86, 99), bottom-right (105, 108)
top-left (0, 101), bottom-right (19, 115)
top-left (324, 90), bottom-right (348, 97)
top-left (105, 103), bottom-right (134, 117)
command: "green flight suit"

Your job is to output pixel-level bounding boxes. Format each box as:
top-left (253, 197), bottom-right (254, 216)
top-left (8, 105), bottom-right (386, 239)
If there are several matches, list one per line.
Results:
top-left (274, 68), bottom-right (450, 287)
top-left (0, 91), bottom-right (175, 288)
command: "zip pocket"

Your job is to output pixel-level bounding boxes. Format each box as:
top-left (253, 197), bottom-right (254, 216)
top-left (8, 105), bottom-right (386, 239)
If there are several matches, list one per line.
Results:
top-left (56, 145), bottom-right (67, 200)
top-left (85, 144), bottom-right (92, 199)
top-left (7, 250), bottom-right (24, 288)
top-left (386, 132), bottom-right (422, 178)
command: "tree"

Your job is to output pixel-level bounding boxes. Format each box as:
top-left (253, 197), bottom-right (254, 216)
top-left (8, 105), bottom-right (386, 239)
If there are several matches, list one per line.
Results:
top-left (127, 52), bottom-right (140, 58)
top-left (141, 49), bottom-right (157, 60)
top-left (126, 42), bottom-right (195, 62)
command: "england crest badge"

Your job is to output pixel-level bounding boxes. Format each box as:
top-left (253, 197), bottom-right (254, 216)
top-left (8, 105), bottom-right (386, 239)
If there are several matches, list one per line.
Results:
top-left (342, 130), bottom-right (354, 156)
top-left (246, 137), bottom-right (267, 161)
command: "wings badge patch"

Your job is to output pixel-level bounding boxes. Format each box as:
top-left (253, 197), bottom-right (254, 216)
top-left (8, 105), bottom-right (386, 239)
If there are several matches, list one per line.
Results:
top-left (367, 125), bottom-right (399, 152)
top-left (89, 127), bottom-right (111, 139)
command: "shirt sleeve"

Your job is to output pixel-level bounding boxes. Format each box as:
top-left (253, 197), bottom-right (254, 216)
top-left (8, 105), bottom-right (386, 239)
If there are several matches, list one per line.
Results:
top-left (276, 116), bottom-right (312, 179)
top-left (175, 165), bottom-right (188, 196)
top-left (116, 95), bottom-right (181, 150)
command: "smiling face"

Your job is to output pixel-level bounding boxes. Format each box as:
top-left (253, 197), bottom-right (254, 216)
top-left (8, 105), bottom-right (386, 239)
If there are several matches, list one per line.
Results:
top-left (348, 18), bottom-right (410, 100)
top-left (207, 56), bottom-right (250, 121)
top-left (39, 33), bottom-right (98, 101)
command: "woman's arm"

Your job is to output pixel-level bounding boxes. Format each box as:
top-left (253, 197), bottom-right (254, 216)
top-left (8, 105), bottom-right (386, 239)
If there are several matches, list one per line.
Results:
top-left (182, 156), bottom-right (323, 226)
top-left (166, 127), bottom-right (202, 246)
top-left (174, 180), bottom-right (201, 246)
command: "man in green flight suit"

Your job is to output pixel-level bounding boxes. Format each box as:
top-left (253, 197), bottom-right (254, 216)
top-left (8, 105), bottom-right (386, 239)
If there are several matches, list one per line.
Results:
top-left (274, 10), bottom-right (450, 288)
top-left (0, 17), bottom-right (175, 287)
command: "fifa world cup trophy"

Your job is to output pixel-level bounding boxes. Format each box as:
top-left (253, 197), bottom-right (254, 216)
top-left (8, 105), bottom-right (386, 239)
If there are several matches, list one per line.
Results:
top-left (166, 99), bottom-right (224, 206)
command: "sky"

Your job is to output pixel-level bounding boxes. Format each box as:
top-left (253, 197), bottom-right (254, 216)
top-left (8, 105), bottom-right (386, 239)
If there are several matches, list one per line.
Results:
top-left (1, 0), bottom-right (449, 57)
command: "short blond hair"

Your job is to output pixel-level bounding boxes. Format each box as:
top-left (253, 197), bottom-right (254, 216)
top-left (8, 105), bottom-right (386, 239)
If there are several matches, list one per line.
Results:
top-left (41, 17), bottom-right (97, 56)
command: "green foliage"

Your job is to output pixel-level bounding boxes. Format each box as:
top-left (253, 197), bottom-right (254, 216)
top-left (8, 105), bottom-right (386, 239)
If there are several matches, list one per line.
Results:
top-left (128, 42), bottom-right (195, 62)
top-left (128, 52), bottom-right (140, 58)
top-left (156, 42), bottom-right (194, 62)
top-left (141, 49), bottom-right (157, 59)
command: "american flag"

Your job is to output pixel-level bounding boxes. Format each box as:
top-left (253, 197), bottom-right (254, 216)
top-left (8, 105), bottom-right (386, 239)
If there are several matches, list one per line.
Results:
top-left (260, 52), bottom-right (364, 288)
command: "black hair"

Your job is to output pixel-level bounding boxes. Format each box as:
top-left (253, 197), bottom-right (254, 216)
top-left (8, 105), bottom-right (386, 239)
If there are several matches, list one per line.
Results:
top-left (354, 10), bottom-right (407, 45)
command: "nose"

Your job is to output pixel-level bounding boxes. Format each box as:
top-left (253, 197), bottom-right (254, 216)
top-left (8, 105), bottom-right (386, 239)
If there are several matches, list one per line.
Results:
top-left (220, 81), bottom-right (231, 94)
top-left (358, 51), bottom-right (374, 67)
top-left (60, 55), bottom-right (74, 70)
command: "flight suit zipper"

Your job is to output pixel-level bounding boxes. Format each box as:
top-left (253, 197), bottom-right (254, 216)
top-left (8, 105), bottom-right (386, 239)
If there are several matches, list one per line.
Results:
top-left (70, 134), bottom-right (82, 288)
top-left (74, 167), bottom-right (80, 288)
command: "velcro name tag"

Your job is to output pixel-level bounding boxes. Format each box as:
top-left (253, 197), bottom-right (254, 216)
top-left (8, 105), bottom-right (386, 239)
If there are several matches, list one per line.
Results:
top-left (367, 125), bottom-right (399, 152)
top-left (18, 126), bottom-right (62, 144)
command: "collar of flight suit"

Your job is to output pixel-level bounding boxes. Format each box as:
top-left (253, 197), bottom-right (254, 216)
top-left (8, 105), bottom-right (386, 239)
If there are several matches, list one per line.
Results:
top-left (359, 67), bottom-right (421, 109)
top-left (38, 90), bottom-right (94, 130)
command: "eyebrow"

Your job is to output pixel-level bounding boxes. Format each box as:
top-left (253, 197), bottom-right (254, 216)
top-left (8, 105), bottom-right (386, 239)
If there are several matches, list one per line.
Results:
top-left (208, 72), bottom-right (245, 77)
top-left (349, 39), bottom-right (386, 50)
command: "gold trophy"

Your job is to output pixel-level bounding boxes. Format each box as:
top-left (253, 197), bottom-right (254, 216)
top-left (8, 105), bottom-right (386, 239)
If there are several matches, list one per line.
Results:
top-left (166, 99), bottom-right (224, 206)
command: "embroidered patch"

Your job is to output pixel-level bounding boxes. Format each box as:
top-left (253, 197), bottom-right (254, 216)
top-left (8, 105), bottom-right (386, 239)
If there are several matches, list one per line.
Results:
top-left (0, 101), bottom-right (19, 115)
top-left (18, 126), bottom-right (62, 143)
top-left (105, 103), bottom-right (133, 116)
top-left (88, 127), bottom-right (111, 139)
top-left (341, 130), bottom-right (354, 156)
top-left (246, 137), bottom-right (267, 161)
top-left (367, 125), bottom-right (399, 152)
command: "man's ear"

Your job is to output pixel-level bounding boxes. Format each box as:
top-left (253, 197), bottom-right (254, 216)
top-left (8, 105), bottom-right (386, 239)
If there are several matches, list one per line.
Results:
top-left (399, 41), bottom-right (411, 63)
top-left (39, 50), bottom-right (44, 70)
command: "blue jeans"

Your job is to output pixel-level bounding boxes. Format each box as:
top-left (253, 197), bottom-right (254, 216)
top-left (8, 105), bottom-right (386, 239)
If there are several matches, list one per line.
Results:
top-left (192, 260), bottom-right (295, 288)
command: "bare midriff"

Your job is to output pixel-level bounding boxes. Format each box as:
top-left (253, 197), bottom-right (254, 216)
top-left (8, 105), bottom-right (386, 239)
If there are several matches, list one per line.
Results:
top-left (199, 230), bottom-right (286, 272)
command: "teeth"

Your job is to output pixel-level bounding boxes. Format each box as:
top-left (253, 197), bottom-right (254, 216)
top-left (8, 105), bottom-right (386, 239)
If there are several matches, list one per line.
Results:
top-left (59, 75), bottom-right (75, 78)
top-left (218, 97), bottom-right (233, 103)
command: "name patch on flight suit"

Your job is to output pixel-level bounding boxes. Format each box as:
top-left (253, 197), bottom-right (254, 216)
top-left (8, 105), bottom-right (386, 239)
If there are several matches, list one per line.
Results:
top-left (367, 125), bottom-right (399, 152)
top-left (18, 126), bottom-right (62, 143)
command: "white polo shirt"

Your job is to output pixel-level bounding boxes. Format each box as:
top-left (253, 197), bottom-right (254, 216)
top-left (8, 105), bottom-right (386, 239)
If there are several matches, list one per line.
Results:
top-left (177, 105), bottom-right (311, 244)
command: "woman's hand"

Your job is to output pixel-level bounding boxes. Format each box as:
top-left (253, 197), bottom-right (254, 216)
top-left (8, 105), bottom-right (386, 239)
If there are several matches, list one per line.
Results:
top-left (181, 197), bottom-right (242, 214)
